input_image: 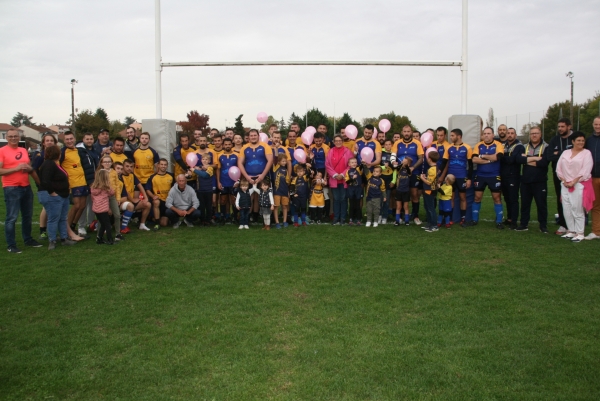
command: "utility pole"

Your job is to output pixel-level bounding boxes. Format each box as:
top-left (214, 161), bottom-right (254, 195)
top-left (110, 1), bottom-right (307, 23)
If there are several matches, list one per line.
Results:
top-left (566, 71), bottom-right (574, 123)
top-left (70, 79), bottom-right (78, 135)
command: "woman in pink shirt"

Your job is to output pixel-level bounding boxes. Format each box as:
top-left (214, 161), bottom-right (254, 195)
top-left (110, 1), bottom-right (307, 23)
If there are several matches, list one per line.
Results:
top-left (556, 131), bottom-right (593, 242)
top-left (326, 135), bottom-right (353, 225)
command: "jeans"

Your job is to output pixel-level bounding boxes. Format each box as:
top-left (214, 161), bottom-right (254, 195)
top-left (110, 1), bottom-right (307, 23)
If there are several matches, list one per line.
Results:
top-left (423, 193), bottom-right (437, 228)
top-left (38, 191), bottom-right (70, 241)
top-left (380, 189), bottom-right (391, 217)
top-left (332, 184), bottom-right (347, 223)
top-left (165, 208), bottom-right (202, 223)
top-left (239, 208), bottom-right (250, 226)
top-left (3, 186), bottom-right (34, 248)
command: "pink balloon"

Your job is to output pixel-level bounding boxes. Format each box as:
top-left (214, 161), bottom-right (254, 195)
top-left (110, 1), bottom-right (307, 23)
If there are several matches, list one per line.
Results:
top-left (185, 152), bottom-right (198, 168)
top-left (259, 132), bottom-right (269, 143)
top-left (360, 147), bottom-right (374, 164)
top-left (345, 125), bottom-right (358, 140)
top-left (379, 119), bottom-right (391, 133)
top-left (421, 132), bottom-right (433, 148)
top-left (301, 131), bottom-right (314, 146)
top-left (374, 127), bottom-right (378, 136)
top-left (305, 126), bottom-right (316, 135)
top-left (228, 166), bottom-right (241, 181)
top-left (257, 112), bottom-right (268, 124)
top-left (293, 148), bottom-right (307, 164)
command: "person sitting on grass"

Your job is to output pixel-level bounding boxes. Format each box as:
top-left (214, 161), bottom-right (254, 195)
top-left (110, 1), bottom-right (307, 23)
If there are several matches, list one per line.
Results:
top-left (364, 166), bottom-right (386, 228)
top-left (165, 174), bottom-right (201, 229)
top-left (91, 169), bottom-right (116, 245)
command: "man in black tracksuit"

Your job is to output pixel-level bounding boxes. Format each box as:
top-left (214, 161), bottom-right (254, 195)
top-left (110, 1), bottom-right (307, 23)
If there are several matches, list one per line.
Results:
top-left (515, 126), bottom-right (549, 232)
top-left (500, 127), bottom-right (524, 229)
top-left (546, 118), bottom-right (573, 234)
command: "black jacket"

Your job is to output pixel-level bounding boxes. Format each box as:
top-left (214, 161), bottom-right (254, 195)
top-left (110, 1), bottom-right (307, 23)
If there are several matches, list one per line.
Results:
top-left (500, 140), bottom-right (524, 178)
top-left (547, 134), bottom-right (573, 171)
top-left (62, 146), bottom-right (97, 185)
top-left (585, 133), bottom-right (600, 178)
top-left (516, 142), bottom-right (550, 184)
top-left (39, 160), bottom-right (70, 198)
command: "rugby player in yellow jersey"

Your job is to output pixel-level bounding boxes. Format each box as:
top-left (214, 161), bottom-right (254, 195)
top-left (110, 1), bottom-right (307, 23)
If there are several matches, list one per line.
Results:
top-left (173, 133), bottom-right (197, 189)
top-left (145, 159), bottom-right (175, 229)
top-left (133, 132), bottom-right (159, 185)
top-left (110, 137), bottom-right (129, 165)
top-left (271, 132), bottom-right (292, 172)
top-left (121, 159), bottom-right (152, 230)
top-left (341, 127), bottom-right (356, 152)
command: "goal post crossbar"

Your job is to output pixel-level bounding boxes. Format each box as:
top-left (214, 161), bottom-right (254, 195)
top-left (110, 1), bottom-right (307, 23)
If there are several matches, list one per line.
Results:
top-left (161, 61), bottom-right (462, 68)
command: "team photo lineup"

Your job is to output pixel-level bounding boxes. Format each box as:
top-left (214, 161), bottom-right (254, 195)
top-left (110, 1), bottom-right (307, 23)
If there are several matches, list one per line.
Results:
top-left (1, 114), bottom-right (599, 253)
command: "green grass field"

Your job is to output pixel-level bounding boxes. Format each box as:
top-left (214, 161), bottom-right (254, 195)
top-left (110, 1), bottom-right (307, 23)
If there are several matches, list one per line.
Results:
top-left (1, 184), bottom-right (599, 400)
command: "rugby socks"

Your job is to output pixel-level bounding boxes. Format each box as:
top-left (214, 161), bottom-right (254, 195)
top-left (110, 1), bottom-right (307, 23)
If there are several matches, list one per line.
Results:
top-left (395, 213), bottom-right (401, 223)
top-left (301, 212), bottom-right (307, 223)
top-left (494, 204), bottom-right (504, 223)
top-left (472, 202), bottom-right (481, 222)
top-left (438, 214), bottom-right (443, 225)
top-left (293, 215), bottom-right (298, 224)
top-left (411, 202), bottom-right (420, 218)
top-left (121, 211), bottom-right (133, 230)
top-left (404, 214), bottom-right (410, 223)
top-left (460, 209), bottom-right (466, 221)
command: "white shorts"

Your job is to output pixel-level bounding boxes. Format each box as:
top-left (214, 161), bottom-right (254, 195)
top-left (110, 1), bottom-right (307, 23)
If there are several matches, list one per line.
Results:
top-left (120, 201), bottom-right (132, 211)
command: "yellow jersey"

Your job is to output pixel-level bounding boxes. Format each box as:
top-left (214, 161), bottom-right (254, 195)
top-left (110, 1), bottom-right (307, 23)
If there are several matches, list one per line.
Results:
top-left (133, 147), bottom-right (160, 184)
top-left (61, 148), bottom-right (87, 188)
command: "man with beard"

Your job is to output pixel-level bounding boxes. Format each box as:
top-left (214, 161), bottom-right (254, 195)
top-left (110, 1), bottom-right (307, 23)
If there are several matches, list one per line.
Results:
top-left (124, 126), bottom-right (140, 159)
top-left (391, 125), bottom-right (423, 224)
top-left (216, 138), bottom-right (239, 223)
top-left (547, 118), bottom-right (574, 234)
top-left (499, 127), bottom-right (524, 229)
top-left (172, 133), bottom-right (197, 189)
top-left (133, 132), bottom-right (160, 186)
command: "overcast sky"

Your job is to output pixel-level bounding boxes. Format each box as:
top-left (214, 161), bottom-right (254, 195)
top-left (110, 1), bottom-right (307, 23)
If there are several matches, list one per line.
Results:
top-left (1, 0), bottom-right (599, 132)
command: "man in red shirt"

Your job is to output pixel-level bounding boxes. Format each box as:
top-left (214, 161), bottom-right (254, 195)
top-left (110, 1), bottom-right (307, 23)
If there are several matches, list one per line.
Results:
top-left (0, 129), bottom-right (42, 253)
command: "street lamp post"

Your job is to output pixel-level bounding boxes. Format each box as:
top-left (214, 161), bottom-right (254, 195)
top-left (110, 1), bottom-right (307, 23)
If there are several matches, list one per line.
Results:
top-left (71, 79), bottom-right (78, 135)
top-left (566, 72), bottom-right (574, 124)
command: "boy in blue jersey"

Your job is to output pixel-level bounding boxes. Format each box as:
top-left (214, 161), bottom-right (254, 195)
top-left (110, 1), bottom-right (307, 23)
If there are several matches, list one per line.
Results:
top-left (437, 174), bottom-right (455, 228)
top-left (192, 155), bottom-right (215, 226)
top-left (364, 166), bottom-right (386, 228)
top-left (470, 127), bottom-right (505, 228)
top-left (290, 165), bottom-right (311, 226)
top-left (420, 151), bottom-right (440, 232)
top-left (273, 154), bottom-right (291, 228)
top-left (216, 138), bottom-right (238, 224)
top-left (391, 125), bottom-right (424, 225)
top-left (394, 157), bottom-right (412, 226)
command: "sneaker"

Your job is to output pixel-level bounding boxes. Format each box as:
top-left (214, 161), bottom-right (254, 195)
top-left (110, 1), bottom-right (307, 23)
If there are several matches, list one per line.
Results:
top-left (25, 240), bottom-right (43, 248)
top-left (555, 226), bottom-right (567, 235)
top-left (244, 225), bottom-right (249, 229)
top-left (423, 227), bottom-right (433, 232)
top-left (105, 241), bottom-right (115, 246)
top-left (316, 220), bottom-right (321, 225)
top-left (382, 219), bottom-right (387, 225)
top-left (275, 223), bottom-right (281, 229)
top-left (239, 225), bottom-right (244, 230)
top-left (394, 221), bottom-right (400, 226)
top-left (302, 222), bottom-right (307, 226)
top-left (571, 234), bottom-right (584, 243)
top-left (153, 225), bottom-right (160, 231)
top-left (377, 216), bottom-right (382, 224)
top-left (283, 222), bottom-right (289, 228)
top-left (332, 222), bottom-right (340, 226)
top-left (561, 232), bottom-right (575, 239)
top-left (293, 223), bottom-right (299, 227)
top-left (48, 241), bottom-right (56, 250)
top-left (139, 224), bottom-right (150, 231)
top-left (61, 239), bottom-right (77, 246)
top-left (120, 227), bottom-right (131, 234)
top-left (540, 227), bottom-right (548, 234)
top-left (7, 246), bottom-right (22, 254)
top-left (39, 231), bottom-right (48, 240)
top-left (173, 220), bottom-right (181, 229)
top-left (445, 224), bottom-right (451, 229)
top-left (496, 223), bottom-right (504, 230)
top-left (428, 227), bottom-right (439, 232)
top-left (78, 227), bottom-right (87, 236)
top-left (348, 221), bottom-right (354, 226)
top-left (515, 225), bottom-right (528, 231)
top-left (467, 220), bottom-right (478, 227)
top-left (373, 222), bottom-right (379, 228)
top-left (585, 232), bottom-right (600, 240)
top-left (413, 217), bottom-right (422, 225)
top-left (460, 219), bottom-right (467, 227)
top-left (405, 221), bottom-right (410, 226)
top-left (115, 234), bottom-right (124, 241)
top-left (365, 221), bottom-right (372, 227)
top-left (355, 221), bottom-right (362, 226)
top-left (184, 218), bottom-right (194, 228)
top-left (96, 237), bottom-right (105, 245)
top-left (421, 226), bottom-right (429, 229)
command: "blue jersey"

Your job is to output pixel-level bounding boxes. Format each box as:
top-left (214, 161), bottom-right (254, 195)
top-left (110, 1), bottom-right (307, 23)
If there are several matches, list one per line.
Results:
top-left (392, 139), bottom-right (424, 176)
top-left (273, 165), bottom-right (290, 196)
top-left (473, 140), bottom-right (504, 177)
top-left (434, 141), bottom-right (451, 170)
top-left (241, 142), bottom-right (273, 176)
top-left (309, 144), bottom-right (330, 170)
top-left (443, 143), bottom-right (473, 179)
top-left (217, 152), bottom-right (239, 187)
top-left (355, 138), bottom-right (382, 165)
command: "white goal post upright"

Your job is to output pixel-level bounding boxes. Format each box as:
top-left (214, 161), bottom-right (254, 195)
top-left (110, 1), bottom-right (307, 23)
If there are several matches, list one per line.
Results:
top-left (153, 0), bottom-right (468, 119)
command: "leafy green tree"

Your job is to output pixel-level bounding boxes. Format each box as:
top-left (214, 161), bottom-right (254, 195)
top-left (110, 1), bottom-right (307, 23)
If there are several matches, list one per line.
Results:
top-left (95, 108), bottom-right (109, 123)
top-left (260, 115), bottom-right (278, 133)
top-left (288, 112), bottom-right (303, 129)
top-left (124, 116), bottom-right (136, 126)
top-left (109, 120), bottom-right (126, 139)
top-left (233, 114), bottom-right (245, 137)
top-left (577, 92), bottom-right (600, 133)
top-left (10, 112), bottom-right (34, 127)
top-left (72, 109), bottom-right (109, 141)
top-left (362, 111), bottom-right (416, 139)
top-left (299, 108), bottom-right (333, 135)
top-left (336, 113), bottom-right (362, 134)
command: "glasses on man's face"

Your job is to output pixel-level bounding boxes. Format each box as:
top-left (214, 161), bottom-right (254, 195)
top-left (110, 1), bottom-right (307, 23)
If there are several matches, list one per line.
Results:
top-left (6, 136), bottom-right (19, 139)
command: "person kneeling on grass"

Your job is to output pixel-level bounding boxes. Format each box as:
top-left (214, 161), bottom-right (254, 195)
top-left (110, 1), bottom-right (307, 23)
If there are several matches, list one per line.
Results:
top-left (165, 174), bottom-right (201, 229)
top-left (91, 169), bottom-right (116, 245)
top-left (364, 166), bottom-right (386, 227)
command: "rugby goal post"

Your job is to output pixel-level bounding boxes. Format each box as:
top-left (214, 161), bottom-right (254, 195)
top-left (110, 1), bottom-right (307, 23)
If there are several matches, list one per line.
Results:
top-left (152, 0), bottom-right (470, 119)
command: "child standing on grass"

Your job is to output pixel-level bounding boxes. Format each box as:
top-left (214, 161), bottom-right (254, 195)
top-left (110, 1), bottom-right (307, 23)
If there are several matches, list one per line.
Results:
top-left (272, 154), bottom-right (291, 229)
top-left (99, 155), bottom-right (124, 240)
top-left (290, 165), bottom-right (311, 226)
top-left (438, 174), bottom-right (455, 228)
top-left (235, 179), bottom-right (251, 229)
top-left (420, 151), bottom-right (440, 232)
top-left (309, 171), bottom-right (326, 224)
top-left (251, 179), bottom-right (274, 230)
top-left (91, 169), bottom-right (116, 245)
top-left (364, 166), bottom-right (386, 227)
top-left (345, 158), bottom-right (363, 225)
top-left (394, 157), bottom-right (412, 226)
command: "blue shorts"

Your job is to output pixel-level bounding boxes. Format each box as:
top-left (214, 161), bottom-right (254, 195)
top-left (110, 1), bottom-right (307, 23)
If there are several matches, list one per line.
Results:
top-left (474, 176), bottom-right (501, 193)
top-left (71, 185), bottom-right (89, 197)
top-left (220, 186), bottom-right (234, 195)
top-left (452, 177), bottom-right (469, 193)
top-left (346, 186), bottom-right (363, 200)
top-left (439, 199), bottom-right (452, 212)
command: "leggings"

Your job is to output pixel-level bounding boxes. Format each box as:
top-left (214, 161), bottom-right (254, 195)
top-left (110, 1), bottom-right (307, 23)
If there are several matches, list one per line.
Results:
top-left (349, 198), bottom-right (362, 221)
top-left (95, 212), bottom-right (113, 242)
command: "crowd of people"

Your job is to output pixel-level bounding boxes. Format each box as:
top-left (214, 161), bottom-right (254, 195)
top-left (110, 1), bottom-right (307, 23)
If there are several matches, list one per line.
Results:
top-left (1, 115), bottom-right (599, 253)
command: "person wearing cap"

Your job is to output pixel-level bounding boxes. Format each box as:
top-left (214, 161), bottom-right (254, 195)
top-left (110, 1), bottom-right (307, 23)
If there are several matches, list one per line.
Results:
top-left (93, 128), bottom-right (113, 156)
